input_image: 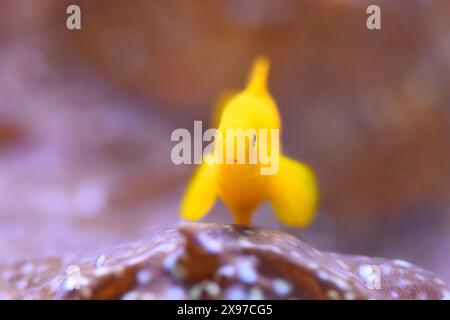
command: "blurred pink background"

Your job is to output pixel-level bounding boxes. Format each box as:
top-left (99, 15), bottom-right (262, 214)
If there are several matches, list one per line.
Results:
top-left (0, 0), bottom-right (449, 281)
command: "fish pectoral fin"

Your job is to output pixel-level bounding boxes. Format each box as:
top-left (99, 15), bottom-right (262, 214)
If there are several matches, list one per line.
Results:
top-left (268, 155), bottom-right (318, 227)
top-left (180, 155), bottom-right (217, 221)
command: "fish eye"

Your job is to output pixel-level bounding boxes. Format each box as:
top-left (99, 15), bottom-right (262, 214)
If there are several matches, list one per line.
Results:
top-left (252, 133), bottom-right (257, 146)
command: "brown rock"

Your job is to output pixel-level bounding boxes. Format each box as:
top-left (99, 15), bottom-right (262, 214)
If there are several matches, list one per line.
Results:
top-left (1, 223), bottom-right (448, 300)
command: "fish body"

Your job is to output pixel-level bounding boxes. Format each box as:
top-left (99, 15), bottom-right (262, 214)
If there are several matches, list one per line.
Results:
top-left (180, 57), bottom-right (318, 227)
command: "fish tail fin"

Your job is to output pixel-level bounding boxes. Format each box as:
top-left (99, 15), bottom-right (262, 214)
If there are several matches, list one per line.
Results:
top-left (245, 56), bottom-right (270, 97)
top-left (228, 205), bottom-right (254, 226)
top-left (268, 155), bottom-right (318, 227)
top-left (180, 154), bottom-right (218, 221)
top-left (233, 213), bottom-right (252, 226)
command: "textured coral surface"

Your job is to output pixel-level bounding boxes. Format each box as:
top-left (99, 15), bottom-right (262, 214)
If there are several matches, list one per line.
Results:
top-left (1, 224), bottom-right (448, 300)
top-left (1, 0), bottom-right (450, 298)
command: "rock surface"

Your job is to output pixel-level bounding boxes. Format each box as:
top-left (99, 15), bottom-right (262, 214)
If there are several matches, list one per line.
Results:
top-left (1, 223), bottom-right (448, 300)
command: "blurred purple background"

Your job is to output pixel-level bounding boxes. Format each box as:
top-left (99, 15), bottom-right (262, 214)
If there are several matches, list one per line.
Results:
top-left (0, 0), bottom-right (449, 281)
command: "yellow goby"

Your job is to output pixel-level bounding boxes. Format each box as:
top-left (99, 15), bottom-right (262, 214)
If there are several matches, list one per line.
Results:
top-left (180, 56), bottom-right (318, 227)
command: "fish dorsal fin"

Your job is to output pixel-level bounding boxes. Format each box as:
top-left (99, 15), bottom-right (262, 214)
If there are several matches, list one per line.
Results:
top-left (245, 56), bottom-right (270, 97)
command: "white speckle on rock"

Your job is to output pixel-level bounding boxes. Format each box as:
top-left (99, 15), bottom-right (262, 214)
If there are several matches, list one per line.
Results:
top-left (269, 246), bottom-right (283, 254)
top-left (80, 277), bottom-right (90, 287)
top-left (226, 286), bottom-right (246, 300)
top-left (416, 292), bottom-right (428, 300)
top-left (15, 279), bottom-right (28, 290)
top-left (95, 255), bottom-right (106, 268)
top-left (122, 291), bottom-right (140, 300)
top-left (238, 239), bottom-right (254, 248)
top-left (286, 237), bottom-right (299, 247)
top-left (305, 261), bottom-right (319, 270)
top-left (272, 278), bottom-right (292, 296)
top-left (335, 259), bottom-right (349, 271)
top-left (344, 292), bottom-right (356, 300)
top-left (2, 270), bottom-right (14, 282)
top-left (216, 265), bottom-right (236, 278)
top-left (357, 264), bottom-right (380, 288)
top-left (136, 270), bottom-right (152, 284)
top-left (197, 234), bottom-right (222, 253)
top-left (394, 260), bottom-right (412, 268)
top-left (64, 265), bottom-right (82, 291)
top-left (249, 287), bottom-right (264, 300)
top-left (442, 290), bottom-right (450, 300)
top-left (124, 254), bottom-right (152, 268)
top-left (164, 286), bottom-right (185, 299)
top-left (159, 242), bottom-right (177, 253)
top-left (396, 278), bottom-right (412, 287)
top-left (203, 281), bottom-right (221, 297)
top-left (20, 262), bottom-right (34, 274)
top-left (122, 291), bottom-right (155, 300)
top-left (334, 277), bottom-right (351, 290)
top-left (93, 266), bottom-right (110, 277)
top-left (189, 280), bottom-right (220, 299)
top-left (327, 289), bottom-right (340, 300)
top-left (0, 293), bottom-right (10, 300)
top-left (381, 264), bottom-right (392, 275)
top-left (317, 270), bottom-right (331, 281)
top-left (236, 259), bottom-right (258, 284)
top-left (163, 252), bottom-right (179, 272)
top-left (63, 277), bottom-right (77, 291)
top-left (189, 285), bottom-right (203, 299)
top-left (113, 266), bottom-right (126, 277)
top-left (414, 274), bottom-right (426, 281)
top-left (391, 290), bottom-right (399, 299)
top-left (35, 264), bottom-right (49, 274)
top-left (222, 225), bottom-right (233, 231)
top-left (259, 231), bottom-right (271, 238)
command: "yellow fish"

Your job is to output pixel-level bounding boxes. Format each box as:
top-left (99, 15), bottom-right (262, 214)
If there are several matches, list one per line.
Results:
top-left (180, 56), bottom-right (318, 227)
